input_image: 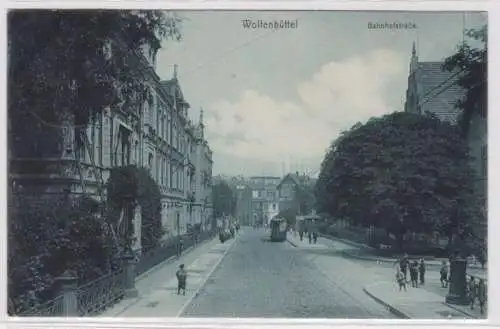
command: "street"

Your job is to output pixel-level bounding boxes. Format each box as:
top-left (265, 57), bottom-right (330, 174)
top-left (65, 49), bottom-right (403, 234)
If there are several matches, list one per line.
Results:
top-left (181, 228), bottom-right (395, 318)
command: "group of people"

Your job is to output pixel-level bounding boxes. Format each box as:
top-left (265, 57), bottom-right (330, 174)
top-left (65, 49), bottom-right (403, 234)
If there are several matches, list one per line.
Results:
top-left (396, 254), bottom-right (426, 290)
top-left (298, 230), bottom-right (318, 244)
top-left (396, 255), bottom-right (487, 315)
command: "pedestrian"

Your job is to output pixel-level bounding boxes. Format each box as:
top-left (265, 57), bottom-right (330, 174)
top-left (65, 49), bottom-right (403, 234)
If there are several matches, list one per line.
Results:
top-left (399, 253), bottom-right (409, 282)
top-left (176, 264), bottom-right (187, 296)
top-left (299, 231), bottom-right (303, 241)
top-left (468, 276), bottom-right (477, 310)
top-left (410, 260), bottom-right (419, 288)
top-left (396, 267), bottom-right (407, 292)
top-left (312, 231), bottom-right (318, 244)
top-left (308, 232), bottom-right (312, 244)
top-left (419, 258), bottom-right (426, 285)
top-left (477, 279), bottom-right (487, 315)
top-left (440, 260), bottom-right (449, 288)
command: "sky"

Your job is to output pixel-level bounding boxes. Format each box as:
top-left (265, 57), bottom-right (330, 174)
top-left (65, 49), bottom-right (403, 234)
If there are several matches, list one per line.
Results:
top-left (156, 11), bottom-right (487, 177)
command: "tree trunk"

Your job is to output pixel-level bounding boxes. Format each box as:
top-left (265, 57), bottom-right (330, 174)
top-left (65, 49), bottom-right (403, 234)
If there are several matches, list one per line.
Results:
top-left (395, 232), bottom-right (404, 251)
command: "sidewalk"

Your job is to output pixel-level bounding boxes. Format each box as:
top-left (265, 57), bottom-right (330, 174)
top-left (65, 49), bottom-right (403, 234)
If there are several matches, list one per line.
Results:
top-left (363, 281), bottom-right (480, 319)
top-left (287, 234), bottom-right (487, 319)
top-left (99, 236), bottom-right (236, 317)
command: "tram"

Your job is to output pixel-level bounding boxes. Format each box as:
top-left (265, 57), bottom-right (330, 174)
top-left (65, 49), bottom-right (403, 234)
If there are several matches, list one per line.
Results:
top-left (270, 217), bottom-right (287, 242)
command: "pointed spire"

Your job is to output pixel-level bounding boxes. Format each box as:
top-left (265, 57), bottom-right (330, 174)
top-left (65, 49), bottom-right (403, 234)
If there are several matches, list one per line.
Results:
top-left (412, 41), bottom-right (416, 56)
top-left (199, 107), bottom-right (204, 126)
top-left (173, 64), bottom-right (178, 79)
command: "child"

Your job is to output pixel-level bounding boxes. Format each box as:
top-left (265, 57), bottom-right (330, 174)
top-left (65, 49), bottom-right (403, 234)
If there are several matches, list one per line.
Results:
top-left (396, 268), bottom-right (407, 292)
top-left (176, 264), bottom-right (187, 296)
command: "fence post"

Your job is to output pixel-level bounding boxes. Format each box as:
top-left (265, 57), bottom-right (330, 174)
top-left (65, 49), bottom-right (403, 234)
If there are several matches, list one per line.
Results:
top-left (122, 249), bottom-right (138, 298)
top-left (57, 270), bottom-right (78, 316)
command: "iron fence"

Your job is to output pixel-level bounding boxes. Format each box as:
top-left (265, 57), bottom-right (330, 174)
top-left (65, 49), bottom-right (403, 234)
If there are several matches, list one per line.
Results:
top-left (14, 230), bottom-right (214, 317)
top-left (76, 268), bottom-right (126, 316)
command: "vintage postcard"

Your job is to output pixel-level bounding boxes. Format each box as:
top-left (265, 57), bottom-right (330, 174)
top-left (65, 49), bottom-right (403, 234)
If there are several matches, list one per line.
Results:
top-left (7, 9), bottom-right (487, 321)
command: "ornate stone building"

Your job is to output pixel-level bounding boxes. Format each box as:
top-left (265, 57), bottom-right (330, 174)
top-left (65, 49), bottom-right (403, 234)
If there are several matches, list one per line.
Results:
top-left (10, 39), bottom-right (214, 252)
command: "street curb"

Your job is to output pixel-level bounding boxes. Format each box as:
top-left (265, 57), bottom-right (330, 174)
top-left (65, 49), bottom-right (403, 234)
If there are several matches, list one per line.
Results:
top-left (362, 287), bottom-right (410, 319)
top-left (286, 238), bottom-right (298, 248)
top-left (98, 237), bottom-right (217, 317)
top-left (136, 236), bottom-right (216, 282)
top-left (442, 302), bottom-right (481, 319)
top-left (176, 236), bottom-right (238, 317)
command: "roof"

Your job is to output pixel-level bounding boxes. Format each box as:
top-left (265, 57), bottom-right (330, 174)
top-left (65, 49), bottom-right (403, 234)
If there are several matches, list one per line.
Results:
top-left (160, 78), bottom-right (189, 108)
top-left (276, 173), bottom-right (303, 190)
top-left (416, 62), bottom-right (464, 124)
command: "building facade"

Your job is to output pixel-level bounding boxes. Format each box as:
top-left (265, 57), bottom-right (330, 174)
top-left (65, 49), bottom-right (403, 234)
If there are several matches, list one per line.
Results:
top-left (235, 185), bottom-right (253, 226)
top-left (249, 176), bottom-right (280, 225)
top-left (403, 42), bottom-right (487, 240)
top-left (10, 39), bottom-right (213, 252)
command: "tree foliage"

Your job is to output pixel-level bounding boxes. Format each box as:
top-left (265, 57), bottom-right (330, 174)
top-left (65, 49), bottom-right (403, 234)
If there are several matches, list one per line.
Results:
top-left (8, 10), bottom-right (182, 161)
top-left (316, 112), bottom-right (480, 247)
top-left (278, 207), bottom-right (298, 227)
top-left (294, 179), bottom-right (315, 216)
top-left (8, 192), bottom-right (112, 314)
top-left (106, 165), bottom-right (164, 252)
top-left (212, 181), bottom-right (236, 218)
top-left (443, 25), bottom-right (487, 135)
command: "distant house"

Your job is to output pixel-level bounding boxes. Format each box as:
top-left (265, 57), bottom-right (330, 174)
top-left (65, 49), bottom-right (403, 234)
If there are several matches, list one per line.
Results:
top-left (276, 172), bottom-right (314, 215)
top-left (248, 176), bottom-right (280, 225)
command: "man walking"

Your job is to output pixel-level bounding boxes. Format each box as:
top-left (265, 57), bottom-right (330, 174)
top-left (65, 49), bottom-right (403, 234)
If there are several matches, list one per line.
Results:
top-left (419, 258), bottom-right (426, 285)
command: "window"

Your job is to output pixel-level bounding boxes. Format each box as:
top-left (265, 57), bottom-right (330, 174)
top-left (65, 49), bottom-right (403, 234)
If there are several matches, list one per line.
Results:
top-left (134, 141), bottom-right (139, 165)
top-left (97, 118), bottom-right (103, 166)
top-left (161, 113), bottom-right (165, 139)
top-left (272, 204), bottom-right (276, 210)
top-left (148, 153), bottom-right (153, 171)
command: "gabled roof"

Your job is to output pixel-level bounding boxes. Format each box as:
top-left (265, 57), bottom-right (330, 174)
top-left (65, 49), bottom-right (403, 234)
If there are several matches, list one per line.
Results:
top-left (416, 61), bottom-right (464, 124)
top-left (160, 78), bottom-right (190, 109)
top-left (276, 173), bottom-right (302, 190)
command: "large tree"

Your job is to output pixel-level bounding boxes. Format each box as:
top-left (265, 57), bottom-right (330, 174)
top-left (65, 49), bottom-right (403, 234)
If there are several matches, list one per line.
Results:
top-left (316, 112), bottom-right (479, 249)
top-left (212, 181), bottom-right (236, 218)
top-left (443, 25), bottom-right (487, 136)
top-left (9, 10), bottom-right (182, 164)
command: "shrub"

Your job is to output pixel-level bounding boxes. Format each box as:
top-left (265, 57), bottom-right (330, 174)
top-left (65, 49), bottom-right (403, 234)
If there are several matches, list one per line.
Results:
top-left (8, 193), bottom-right (112, 315)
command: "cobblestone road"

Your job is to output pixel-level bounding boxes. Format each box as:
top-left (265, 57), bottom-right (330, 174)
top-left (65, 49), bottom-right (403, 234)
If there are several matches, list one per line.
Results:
top-left (181, 228), bottom-right (395, 318)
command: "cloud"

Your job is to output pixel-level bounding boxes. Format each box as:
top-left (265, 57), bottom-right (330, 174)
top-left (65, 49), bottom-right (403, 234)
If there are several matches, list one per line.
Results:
top-left (205, 48), bottom-right (407, 171)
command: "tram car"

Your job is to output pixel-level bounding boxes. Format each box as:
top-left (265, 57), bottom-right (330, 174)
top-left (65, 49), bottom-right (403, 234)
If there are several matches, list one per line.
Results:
top-left (270, 217), bottom-right (287, 242)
